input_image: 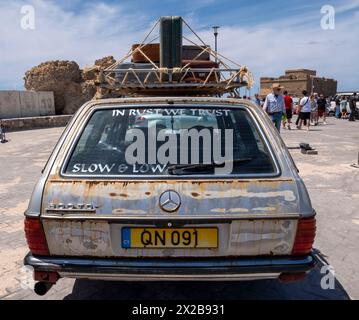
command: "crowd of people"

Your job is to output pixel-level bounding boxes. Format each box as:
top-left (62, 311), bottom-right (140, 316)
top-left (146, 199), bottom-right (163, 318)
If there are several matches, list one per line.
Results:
top-left (256, 83), bottom-right (357, 133)
top-left (333, 93), bottom-right (358, 121)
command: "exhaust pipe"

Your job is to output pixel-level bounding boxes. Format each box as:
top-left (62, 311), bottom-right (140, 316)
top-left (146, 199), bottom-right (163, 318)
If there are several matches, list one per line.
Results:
top-left (33, 271), bottom-right (59, 295)
top-left (34, 281), bottom-right (53, 296)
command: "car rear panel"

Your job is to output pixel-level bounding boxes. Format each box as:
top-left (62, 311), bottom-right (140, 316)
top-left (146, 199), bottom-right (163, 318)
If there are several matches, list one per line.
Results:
top-left (32, 98), bottom-right (310, 260)
top-left (41, 179), bottom-right (300, 257)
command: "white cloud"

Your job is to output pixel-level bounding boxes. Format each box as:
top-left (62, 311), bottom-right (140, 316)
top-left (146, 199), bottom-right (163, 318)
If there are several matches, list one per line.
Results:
top-left (0, 0), bottom-right (147, 89)
top-left (192, 6), bottom-right (359, 92)
top-left (0, 0), bottom-right (358, 92)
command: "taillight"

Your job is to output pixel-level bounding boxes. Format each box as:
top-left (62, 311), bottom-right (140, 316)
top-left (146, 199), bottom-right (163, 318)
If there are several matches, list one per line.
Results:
top-left (24, 217), bottom-right (49, 256)
top-left (292, 217), bottom-right (316, 255)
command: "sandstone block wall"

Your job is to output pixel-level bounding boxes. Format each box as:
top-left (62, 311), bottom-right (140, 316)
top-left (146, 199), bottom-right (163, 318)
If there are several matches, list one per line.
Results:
top-left (260, 69), bottom-right (337, 98)
top-left (2, 115), bottom-right (71, 132)
top-left (0, 91), bottom-right (55, 119)
top-left (23, 56), bottom-right (119, 115)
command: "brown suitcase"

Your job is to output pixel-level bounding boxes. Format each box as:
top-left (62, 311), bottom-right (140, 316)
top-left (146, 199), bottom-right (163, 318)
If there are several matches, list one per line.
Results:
top-left (182, 60), bottom-right (219, 82)
top-left (182, 45), bottom-right (210, 61)
top-left (132, 43), bottom-right (160, 63)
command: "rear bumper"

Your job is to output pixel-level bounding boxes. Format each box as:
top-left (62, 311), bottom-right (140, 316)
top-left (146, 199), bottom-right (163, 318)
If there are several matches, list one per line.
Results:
top-left (24, 253), bottom-right (316, 282)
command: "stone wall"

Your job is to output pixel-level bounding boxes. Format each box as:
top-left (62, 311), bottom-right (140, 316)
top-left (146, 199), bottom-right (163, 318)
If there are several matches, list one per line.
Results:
top-left (312, 77), bottom-right (338, 97)
top-left (23, 57), bottom-right (119, 115)
top-left (260, 79), bottom-right (308, 98)
top-left (2, 115), bottom-right (71, 132)
top-left (284, 69), bottom-right (317, 78)
top-left (260, 69), bottom-right (337, 98)
top-left (0, 91), bottom-right (55, 119)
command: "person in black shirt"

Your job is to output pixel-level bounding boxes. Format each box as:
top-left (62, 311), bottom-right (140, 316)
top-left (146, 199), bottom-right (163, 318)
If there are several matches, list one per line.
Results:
top-left (0, 120), bottom-right (6, 143)
top-left (317, 94), bottom-right (327, 124)
top-left (349, 93), bottom-right (357, 122)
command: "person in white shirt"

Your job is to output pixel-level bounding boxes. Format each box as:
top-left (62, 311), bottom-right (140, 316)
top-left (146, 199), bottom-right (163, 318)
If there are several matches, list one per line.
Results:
top-left (297, 90), bottom-right (312, 131)
top-left (263, 83), bottom-right (286, 132)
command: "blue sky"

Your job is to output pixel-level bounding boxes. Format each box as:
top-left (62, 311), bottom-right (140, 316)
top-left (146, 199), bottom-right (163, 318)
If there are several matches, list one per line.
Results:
top-left (0, 0), bottom-right (358, 92)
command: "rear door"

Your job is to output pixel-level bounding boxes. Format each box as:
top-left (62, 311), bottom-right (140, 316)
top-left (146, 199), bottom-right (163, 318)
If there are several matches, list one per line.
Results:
top-left (41, 104), bottom-right (300, 257)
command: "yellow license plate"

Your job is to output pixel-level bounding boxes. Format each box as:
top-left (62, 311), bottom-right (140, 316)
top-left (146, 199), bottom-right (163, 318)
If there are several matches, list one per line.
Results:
top-left (121, 227), bottom-right (218, 248)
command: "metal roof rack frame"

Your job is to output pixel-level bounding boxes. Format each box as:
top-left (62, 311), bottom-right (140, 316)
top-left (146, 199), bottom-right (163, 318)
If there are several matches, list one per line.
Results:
top-left (99, 18), bottom-right (254, 97)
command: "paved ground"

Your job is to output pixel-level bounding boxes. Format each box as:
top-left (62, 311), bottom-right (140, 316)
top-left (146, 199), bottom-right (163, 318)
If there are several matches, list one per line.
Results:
top-left (0, 116), bottom-right (358, 300)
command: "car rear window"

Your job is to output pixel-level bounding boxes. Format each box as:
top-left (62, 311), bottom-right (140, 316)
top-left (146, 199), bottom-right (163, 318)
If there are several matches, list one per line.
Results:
top-left (64, 106), bottom-right (277, 177)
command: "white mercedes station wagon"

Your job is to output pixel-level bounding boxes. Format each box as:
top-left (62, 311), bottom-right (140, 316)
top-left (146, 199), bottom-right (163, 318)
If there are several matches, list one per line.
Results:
top-left (24, 97), bottom-right (316, 295)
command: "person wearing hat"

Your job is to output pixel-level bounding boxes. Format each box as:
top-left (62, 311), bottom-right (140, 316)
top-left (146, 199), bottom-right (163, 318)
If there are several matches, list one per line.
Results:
top-left (263, 83), bottom-right (286, 132)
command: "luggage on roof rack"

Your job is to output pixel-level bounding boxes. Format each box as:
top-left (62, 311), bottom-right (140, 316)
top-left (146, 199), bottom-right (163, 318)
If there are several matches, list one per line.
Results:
top-left (99, 16), bottom-right (254, 97)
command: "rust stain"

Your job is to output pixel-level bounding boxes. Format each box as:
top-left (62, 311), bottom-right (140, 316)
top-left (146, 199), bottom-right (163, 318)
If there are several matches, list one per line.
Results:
top-left (109, 192), bottom-right (128, 197)
top-left (48, 178), bottom-right (293, 185)
top-left (42, 176), bottom-right (297, 215)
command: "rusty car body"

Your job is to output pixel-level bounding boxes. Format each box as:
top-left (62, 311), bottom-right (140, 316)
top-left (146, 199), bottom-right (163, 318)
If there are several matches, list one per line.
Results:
top-left (24, 97), bottom-right (316, 295)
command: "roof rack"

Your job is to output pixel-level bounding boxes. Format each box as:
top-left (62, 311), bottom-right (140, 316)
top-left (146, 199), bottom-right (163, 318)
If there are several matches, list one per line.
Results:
top-left (100, 17), bottom-right (254, 97)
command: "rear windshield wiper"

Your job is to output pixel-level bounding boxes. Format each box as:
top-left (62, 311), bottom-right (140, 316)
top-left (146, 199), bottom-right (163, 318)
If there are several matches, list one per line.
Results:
top-left (167, 158), bottom-right (253, 175)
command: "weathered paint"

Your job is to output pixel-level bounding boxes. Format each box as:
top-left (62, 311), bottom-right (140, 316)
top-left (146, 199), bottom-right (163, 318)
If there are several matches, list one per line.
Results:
top-left (42, 219), bottom-right (298, 257)
top-left (43, 220), bottom-right (111, 256)
top-left (26, 97), bottom-right (315, 259)
top-left (41, 178), bottom-right (301, 257)
top-left (42, 179), bottom-right (299, 217)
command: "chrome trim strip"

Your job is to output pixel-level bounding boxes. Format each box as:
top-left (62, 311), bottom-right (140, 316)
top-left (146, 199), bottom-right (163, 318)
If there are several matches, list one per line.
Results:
top-left (59, 104), bottom-right (281, 180)
top-left (45, 209), bottom-right (96, 214)
top-left (58, 272), bottom-right (281, 281)
top-left (40, 213), bottom-right (301, 222)
top-left (24, 253), bottom-right (315, 281)
top-left (25, 253), bottom-right (315, 268)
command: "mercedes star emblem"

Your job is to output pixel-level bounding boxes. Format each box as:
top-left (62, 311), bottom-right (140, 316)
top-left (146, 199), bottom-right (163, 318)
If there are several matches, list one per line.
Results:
top-left (159, 190), bottom-right (181, 212)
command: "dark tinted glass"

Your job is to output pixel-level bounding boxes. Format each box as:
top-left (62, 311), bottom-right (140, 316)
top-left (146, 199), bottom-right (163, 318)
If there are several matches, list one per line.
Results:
top-left (65, 107), bottom-right (276, 176)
